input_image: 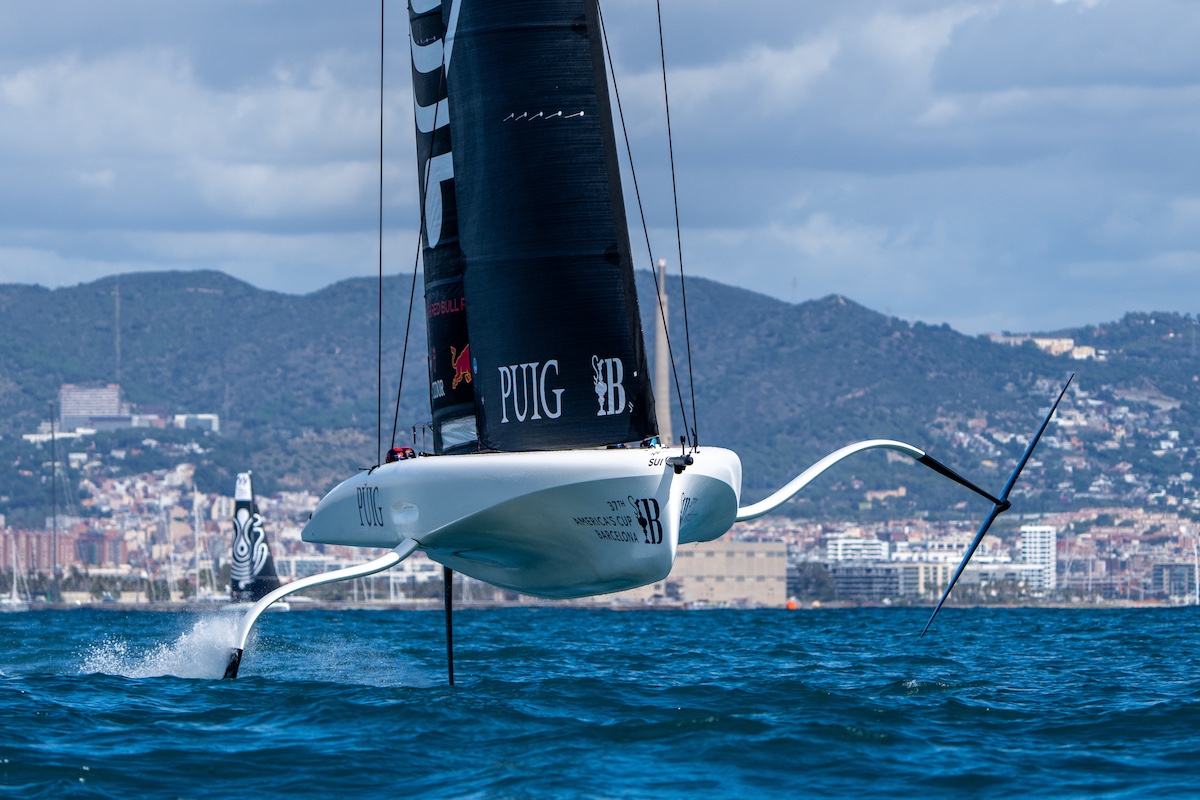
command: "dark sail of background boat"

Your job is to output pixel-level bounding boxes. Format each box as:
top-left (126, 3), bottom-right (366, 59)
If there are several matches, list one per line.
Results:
top-left (412, 0), bottom-right (657, 453)
top-left (229, 472), bottom-right (280, 602)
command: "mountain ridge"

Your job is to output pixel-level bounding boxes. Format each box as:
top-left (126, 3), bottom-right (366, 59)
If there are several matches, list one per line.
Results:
top-left (0, 270), bottom-right (1195, 524)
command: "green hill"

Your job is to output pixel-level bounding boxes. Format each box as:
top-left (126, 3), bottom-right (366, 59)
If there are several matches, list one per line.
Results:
top-left (0, 270), bottom-right (1196, 525)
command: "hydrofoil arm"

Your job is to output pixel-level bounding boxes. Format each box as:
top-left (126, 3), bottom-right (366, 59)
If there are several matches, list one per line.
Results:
top-left (732, 378), bottom-right (1070, 634)
top-left (735, 439), bottom-right (1002, 522)
top-left (222, 538), bottom-right (419, 679)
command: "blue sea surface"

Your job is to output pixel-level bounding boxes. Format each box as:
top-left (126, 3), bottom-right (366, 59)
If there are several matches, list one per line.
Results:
top-left (2, 606), bottom-right (1199, 798)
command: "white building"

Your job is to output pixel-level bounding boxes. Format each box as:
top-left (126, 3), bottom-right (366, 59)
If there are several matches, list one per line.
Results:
top-left (59, 383), bottom-right (128, 430)
top-left (1020, 525), bottom-right (1057, 591)
top-left (825, 534), bottom-right (889, 562)
top-left (174, 413), bottom-right (220, 432)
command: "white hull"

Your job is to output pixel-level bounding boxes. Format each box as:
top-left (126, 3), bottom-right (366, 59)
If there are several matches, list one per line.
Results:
top-left (302, 446), bottom-right (742, 598)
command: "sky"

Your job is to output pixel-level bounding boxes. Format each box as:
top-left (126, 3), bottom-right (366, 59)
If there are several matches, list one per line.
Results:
top-left (1, 0), bottom-right (1198, 334)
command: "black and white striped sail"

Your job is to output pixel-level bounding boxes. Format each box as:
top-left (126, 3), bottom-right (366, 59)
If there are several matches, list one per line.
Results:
top-left (230, 472), bottom-right (281, 603)
top-left (410, 0), bottom-right (657, 452)
top-left (410, 0), bottom-right (475, 454)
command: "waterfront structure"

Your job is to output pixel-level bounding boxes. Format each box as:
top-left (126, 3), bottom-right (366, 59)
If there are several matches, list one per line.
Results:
top-left (826, 534), bottom-right (889, 562)
top-left (1020, 525), bottom-right (1057, 591)
top-left (1151, 563), bottom-right (1197, 601)
top-left (618, 540), bottom-right (788, 607)
top-left (673, 541), bottom-right (788, 607)
top-left (826, 561), bottom-right (954, 601)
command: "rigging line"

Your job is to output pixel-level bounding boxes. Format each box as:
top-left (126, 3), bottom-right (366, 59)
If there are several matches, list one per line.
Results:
top-left (655, 0), bottom-right (698, 448)
top-left (392, 1), bottom-right (447, 452)
top-left (390, 252), bottom-right (421, 450)
top-left (377, 0), bottom-right (385, 464)
top-left (596, 1), bottom-right (691, 441)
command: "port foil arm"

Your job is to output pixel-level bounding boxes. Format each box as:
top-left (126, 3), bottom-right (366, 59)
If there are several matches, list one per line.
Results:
top-left (735, 439), bottom-right (1004, 522)
top-left (921, 375), bottom-right (1073, 636)
top-left (223, 538), bottom-right (420, 679)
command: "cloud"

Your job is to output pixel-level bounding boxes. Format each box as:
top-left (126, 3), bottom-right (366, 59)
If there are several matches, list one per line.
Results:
top-left (0, 41), bottom-right (415, 229)
top-left (0, 0), bottom-right (1197, 337)
top-left (0, 228), bottom-right (417, 295)
top-left (935, 0), bottom-right (1200, 91)
top-left (189, 160), bottom-right (377, 220)
top-left (666, 37), bottom-right (839, 119)
top-left (78, 170), bottom-right (115, 188)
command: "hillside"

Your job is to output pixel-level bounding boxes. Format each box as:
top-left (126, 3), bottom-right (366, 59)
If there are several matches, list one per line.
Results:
top-left (0, 270), bottom-right (1196, 524)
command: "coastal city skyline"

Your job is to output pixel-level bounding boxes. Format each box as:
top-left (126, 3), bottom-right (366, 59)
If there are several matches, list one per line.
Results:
top-left (5, 455), bottom-right (1196, 609)
top-left (5, 364), bottom-right (1196, 609)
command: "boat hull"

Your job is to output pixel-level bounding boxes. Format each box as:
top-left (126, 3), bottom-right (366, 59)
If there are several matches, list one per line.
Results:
top-left (301, 446), bottom-right (742, 598)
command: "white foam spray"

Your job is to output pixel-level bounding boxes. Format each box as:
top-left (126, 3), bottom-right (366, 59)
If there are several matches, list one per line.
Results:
top-left (80, 614), bottom-right (240, 680)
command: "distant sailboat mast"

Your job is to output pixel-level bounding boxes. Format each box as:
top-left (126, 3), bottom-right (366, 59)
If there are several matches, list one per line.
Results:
top-left (654, 259), bottom-right (672, 446)
top-left (114, 274), bottom-right (121, 386)
top-left (1191, 527), bottom-right (1198, 606)
top-left (2, 533), bottom-right (30, 611)
top-left (193, 488), bottom-right (203, 596)
top-left (192, 486), bottom-right (219, 598)
top-left (49, 400), bottom-right (59, 603)
top-left (162, 499), bottom-right (177, 603)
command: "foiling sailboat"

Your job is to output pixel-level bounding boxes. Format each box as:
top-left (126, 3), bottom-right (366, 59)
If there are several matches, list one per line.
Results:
top-left (1, 534), bottom-right (31, 613)
top-left (222, 0), bottom-right (1068, 679)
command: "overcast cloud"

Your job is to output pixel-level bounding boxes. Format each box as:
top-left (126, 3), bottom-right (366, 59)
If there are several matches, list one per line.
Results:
top-left (1, 0), bottom-right (1197, 333)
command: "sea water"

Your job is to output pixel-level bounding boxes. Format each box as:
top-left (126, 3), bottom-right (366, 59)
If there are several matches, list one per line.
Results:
top-left (3, 606), bottom-right (1200, 798)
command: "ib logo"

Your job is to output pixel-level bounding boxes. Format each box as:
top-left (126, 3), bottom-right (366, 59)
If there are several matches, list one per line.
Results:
top-left (592, 355), bottom-right (626, 416)
top-left (628, 496), bottom-right (662, 544)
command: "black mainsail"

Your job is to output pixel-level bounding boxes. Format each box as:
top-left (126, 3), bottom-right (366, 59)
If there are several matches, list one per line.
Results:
top-left (230, 471), bottom-right (281, 603)
top-left (411, 0), bottom-right (657, 453)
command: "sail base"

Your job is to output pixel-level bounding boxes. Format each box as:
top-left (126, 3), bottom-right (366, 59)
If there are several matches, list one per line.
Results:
top-left (302, 447), bottom-right (742, 598)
